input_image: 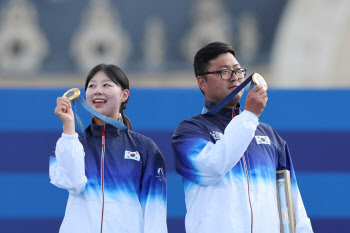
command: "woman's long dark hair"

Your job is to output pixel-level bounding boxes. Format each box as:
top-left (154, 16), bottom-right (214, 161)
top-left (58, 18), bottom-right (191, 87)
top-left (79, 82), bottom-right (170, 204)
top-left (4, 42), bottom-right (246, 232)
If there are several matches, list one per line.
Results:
top-left (84, 64), bottom-right (132, 130)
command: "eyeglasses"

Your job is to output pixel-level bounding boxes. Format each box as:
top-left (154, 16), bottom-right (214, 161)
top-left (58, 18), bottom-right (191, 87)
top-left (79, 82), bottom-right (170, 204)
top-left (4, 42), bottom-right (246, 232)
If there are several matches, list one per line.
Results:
top-left (199, 68), bottom-right (247, 80)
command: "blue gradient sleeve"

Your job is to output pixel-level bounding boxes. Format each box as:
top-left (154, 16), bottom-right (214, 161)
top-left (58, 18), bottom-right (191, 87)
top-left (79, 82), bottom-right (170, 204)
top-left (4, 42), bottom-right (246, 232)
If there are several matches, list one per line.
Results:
top-left (49, 147), bottom-right (57, 168)
top-left (49, 133), bottom-right (87, 195)
top-left (140, 139), bottom-right (167, 233)
top-left (172, 137), bottom-right (210, 184)
top-left (172, 113), bottom-right (258, 186)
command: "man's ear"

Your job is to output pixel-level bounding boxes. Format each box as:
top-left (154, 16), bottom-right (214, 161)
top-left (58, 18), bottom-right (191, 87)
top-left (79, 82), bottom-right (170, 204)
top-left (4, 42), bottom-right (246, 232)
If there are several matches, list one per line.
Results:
top-left (197, 76), bottom-right (208, 94)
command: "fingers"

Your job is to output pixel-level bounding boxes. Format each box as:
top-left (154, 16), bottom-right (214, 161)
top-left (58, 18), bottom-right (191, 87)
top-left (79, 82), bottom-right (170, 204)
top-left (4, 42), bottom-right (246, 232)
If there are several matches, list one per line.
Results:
top-left (57, 97), bottom-right (71, 105)
top-left (55, 97), bottom-right (72, 115)
top-left (251, 84), bottom-right (263, 93)
top-left (251, 84), bottom-right (267, 97)
top-left (54, 97), bottom-right (75, 126)
top-left (56, 97), bottom-right (72, 113)
top-left (251, 84), bottom-right (265, 93)
top-left (245, 84), bottom-right (268, 117)
top-left (247, 86), bottom-right (267, 101)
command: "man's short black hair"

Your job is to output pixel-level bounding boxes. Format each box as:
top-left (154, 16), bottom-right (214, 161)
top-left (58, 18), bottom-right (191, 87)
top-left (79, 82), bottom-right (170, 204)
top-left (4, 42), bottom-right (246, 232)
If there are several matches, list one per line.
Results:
top-left (193, 42), bottom-right (236, 78)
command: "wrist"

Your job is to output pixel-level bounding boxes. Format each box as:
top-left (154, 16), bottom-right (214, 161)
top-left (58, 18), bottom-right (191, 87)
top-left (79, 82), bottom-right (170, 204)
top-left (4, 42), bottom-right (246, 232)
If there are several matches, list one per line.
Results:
top-left (244, 107), bottom-right (259, 117)
top-left (243, 110), bottom-right (259, 121)
top-left (63, 122), bottom-right (75, 135)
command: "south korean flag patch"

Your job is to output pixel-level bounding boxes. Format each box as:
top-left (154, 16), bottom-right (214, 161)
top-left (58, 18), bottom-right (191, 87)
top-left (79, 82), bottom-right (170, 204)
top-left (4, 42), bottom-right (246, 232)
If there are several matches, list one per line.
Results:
top-left (125, 151), bottom-right (140, 161)
top-left (255, 136), bottom-right (271, 145)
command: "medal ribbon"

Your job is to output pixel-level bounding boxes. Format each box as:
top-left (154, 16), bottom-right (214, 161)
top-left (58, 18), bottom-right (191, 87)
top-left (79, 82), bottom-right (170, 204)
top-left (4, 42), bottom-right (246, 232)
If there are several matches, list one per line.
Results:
top-left (202, 74), bottom-right (256, 115)
top-left (70, 94), bottom-right (128, 137)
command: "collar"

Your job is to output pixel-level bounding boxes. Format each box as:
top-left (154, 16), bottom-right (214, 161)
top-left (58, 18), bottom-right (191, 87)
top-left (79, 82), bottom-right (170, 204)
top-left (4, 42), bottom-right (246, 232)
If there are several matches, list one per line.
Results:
top-left (204, 99), bottom-right (241, 119)
top-left (87, 113), bottom-right (125, 137)
top-left (87, 122), bottom-right (123, 137)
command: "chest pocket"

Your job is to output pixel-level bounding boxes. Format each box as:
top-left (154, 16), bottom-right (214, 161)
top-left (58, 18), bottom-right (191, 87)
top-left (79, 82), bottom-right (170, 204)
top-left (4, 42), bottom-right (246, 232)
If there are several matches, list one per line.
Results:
top-left (103, 147), bottom-right (143, 192)
top-left (245, 135), bottom-right (278, 173)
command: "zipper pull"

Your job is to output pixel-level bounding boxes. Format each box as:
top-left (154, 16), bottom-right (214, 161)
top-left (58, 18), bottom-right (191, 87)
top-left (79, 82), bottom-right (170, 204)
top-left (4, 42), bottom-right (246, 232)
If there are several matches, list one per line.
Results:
top-left (102, 125), bottom-right (105, 146)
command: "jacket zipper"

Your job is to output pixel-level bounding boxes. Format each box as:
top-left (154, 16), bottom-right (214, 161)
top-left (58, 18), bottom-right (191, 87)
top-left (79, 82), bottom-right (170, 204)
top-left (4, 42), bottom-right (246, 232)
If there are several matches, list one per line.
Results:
top-left (243, 154), bottom-right (253, 233)
top-left (100, 125), bottom-right (106, 233)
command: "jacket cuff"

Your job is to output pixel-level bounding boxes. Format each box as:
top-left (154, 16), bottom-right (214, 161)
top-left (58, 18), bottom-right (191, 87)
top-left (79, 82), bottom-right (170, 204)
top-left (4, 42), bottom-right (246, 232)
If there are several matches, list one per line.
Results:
top-left (61, 132), bottom-right (79, 139)
top-left (241, 110), bottom-right (259, 123)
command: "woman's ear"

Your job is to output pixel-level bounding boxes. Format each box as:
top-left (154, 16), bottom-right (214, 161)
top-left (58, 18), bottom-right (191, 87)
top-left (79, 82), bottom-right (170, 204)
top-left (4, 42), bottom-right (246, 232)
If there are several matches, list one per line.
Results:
top-left (121, 89), bottom-right (129, 102)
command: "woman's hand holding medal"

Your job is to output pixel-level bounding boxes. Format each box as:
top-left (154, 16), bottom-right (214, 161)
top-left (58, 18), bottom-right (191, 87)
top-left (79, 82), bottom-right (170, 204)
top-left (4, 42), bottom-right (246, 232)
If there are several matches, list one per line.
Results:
top-left (55, 97), bottom-right (75, 135)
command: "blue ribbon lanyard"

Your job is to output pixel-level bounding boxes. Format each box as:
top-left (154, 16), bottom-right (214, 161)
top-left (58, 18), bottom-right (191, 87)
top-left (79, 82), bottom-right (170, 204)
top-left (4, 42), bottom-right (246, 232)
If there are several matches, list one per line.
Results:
top-left (64, 89), bottom-right (128, 137)
top-left (203, 74), bottom-right (254, 115)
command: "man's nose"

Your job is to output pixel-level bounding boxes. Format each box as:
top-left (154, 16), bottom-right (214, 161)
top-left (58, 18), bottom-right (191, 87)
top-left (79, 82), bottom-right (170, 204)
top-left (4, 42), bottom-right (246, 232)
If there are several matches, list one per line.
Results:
top-left (229, 73), bottom-right (239, 81)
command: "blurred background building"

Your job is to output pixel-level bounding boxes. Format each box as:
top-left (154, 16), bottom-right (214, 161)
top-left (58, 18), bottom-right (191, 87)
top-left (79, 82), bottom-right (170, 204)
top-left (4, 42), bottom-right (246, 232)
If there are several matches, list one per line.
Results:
top-left (0, 0), bottom-right (349, 232)
top-left (0, 0), bottom-right (348, 87)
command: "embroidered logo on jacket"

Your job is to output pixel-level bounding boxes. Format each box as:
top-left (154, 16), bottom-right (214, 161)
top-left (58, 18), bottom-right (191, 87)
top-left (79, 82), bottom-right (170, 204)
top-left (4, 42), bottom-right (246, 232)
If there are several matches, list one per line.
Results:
top-left (255, 136), bottom-right (271, 145)
top-left (156, 168), bottom-right (166, 182)
top-left (124, 151), bottom-right (140, 161)
top-left (210, 131), bottom-right (223, 141)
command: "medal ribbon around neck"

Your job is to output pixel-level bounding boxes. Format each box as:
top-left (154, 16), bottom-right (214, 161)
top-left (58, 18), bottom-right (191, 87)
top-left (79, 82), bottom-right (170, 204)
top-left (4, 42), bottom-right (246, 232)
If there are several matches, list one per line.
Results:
top-left (63, 88), bottom-right (128, 137)
top-left (202, 73), bottom-right (268, 115)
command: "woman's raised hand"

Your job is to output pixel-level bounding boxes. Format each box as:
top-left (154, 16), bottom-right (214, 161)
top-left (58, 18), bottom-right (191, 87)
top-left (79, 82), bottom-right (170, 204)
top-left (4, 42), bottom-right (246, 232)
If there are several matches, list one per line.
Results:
top-left (55, 97), bottom-right (75, 135)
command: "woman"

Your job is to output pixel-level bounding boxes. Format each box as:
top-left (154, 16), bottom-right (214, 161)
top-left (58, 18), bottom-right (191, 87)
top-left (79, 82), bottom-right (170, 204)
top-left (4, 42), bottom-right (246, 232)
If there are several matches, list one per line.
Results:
top-left (50, 64), bottom-right (167, 233)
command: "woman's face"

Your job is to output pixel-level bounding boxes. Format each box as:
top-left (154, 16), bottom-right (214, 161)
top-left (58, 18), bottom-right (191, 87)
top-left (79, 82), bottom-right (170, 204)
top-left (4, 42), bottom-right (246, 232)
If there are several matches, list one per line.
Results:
top-left (86, 71), bottom-right (129, 120)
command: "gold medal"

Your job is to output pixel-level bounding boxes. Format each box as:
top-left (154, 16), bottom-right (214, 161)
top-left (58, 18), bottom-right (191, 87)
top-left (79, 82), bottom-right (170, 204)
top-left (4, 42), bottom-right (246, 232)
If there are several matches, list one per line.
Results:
top-left (252, 73), bottom-right (268, 91)
top-left (63, 88), bottom-right (81, 101)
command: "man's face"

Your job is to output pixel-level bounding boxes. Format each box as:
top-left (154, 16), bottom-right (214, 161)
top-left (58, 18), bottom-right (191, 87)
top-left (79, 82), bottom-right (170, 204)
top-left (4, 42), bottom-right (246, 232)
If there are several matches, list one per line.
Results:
top-left (197, 52), bottom-right (244, 108)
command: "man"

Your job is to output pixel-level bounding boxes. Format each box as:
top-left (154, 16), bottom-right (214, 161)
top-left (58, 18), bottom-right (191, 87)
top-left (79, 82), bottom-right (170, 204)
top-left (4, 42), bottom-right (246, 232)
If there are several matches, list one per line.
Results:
top-left (172, 42), bottom-right (313, 233)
